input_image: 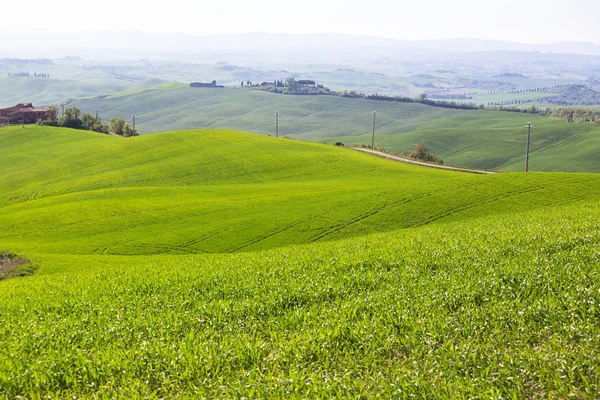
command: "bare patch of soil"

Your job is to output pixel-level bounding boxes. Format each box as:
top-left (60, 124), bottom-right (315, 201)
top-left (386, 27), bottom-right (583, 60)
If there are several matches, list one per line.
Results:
top-left (0, 252), bottom-right (34, 280)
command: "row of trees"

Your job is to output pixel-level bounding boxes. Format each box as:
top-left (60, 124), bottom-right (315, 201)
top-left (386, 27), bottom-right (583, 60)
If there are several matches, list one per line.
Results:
top-left (485, 84), bottom-right (571, 95)
top-left (360, 93), bottom-right (481, 111)
top-left (245, 77), bottom-right (479, 110)
top-left (247, 76), bottom-right (600, 121)
top-left (242, 80), bottom-right (286, 87)
top-left (545, 107), bottom-right (600, 123)
top-left (38, 106), bottom-right (138, 136)
top-left (8, 72), bottom-right (50, 78)
top-left (428, 94), bottom-right (473, 100)
top-left (495, 105), bottom-right (600, 124)
top-left (439, 84), bottom-right (573, 98)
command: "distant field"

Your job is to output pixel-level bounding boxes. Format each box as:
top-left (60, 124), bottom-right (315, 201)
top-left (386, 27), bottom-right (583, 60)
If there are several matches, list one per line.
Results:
top-left (0, 74), bottom-right (169, 108)
top-left (68, 85), bottom-right (600, 172)
top-left (1, 125), bottom-right (600, 397)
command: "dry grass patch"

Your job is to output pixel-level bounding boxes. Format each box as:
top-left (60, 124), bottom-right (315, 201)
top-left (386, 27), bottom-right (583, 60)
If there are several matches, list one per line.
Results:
top-left (0, 252), bottom-right (35, 281)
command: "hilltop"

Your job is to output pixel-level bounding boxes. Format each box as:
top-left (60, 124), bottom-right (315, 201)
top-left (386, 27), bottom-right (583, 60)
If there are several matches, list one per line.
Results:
top-left (3, 125), bottom-right (600, 256)
top-left (67, 85), bottom-right (600, 172)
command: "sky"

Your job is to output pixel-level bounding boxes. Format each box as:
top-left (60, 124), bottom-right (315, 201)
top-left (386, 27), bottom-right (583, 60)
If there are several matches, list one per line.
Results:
top-left (4, 0), bottom-right (600, 44)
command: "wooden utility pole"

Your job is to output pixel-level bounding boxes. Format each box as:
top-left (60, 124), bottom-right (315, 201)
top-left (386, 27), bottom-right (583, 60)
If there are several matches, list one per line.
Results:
top-left (525, 122), bottom-right (532, 172)
top-left (274, 112), bottom-right (279, 137)
top-left (371, 111), bottom-right (378, 149)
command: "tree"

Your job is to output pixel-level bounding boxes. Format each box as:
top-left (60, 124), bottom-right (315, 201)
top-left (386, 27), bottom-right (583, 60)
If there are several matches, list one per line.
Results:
top-left (418, 93), bottom-right (428, 102)
top-left (110, 117), bottom-right (138, 136)
top-left (44, 106), bottom-right (58, 122)
top-left (413, 142), bottom-right (430, 159)
top-left (407, 141), bottom-right (443, 164)
top-left (58, 107), bottom-right (82, 129)
top-left (81, 112), bottom-right (96, 130)
top-left (110, 117), bottom-right (126, 135)
top-left (122, 123), bottom-right (139, 137)
top-left (241, 81), bottom-right (244, 87)
top-left (92, 121), bottom-right (109, 134)
top-left (285, 77), bottom-right (297, 89)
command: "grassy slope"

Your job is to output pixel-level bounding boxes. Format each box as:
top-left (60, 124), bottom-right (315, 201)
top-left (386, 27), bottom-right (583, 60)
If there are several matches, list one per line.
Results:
top-left (69, 86), bottom-right (600, 172)
top-left (0, 69), bottom-right (168, 108)
top-left (1, 126), bottom-right (600, 397)
top-left (2, 125), bottom-right (600, 257)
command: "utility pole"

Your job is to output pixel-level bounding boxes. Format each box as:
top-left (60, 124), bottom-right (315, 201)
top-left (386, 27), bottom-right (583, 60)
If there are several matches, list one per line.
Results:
top-left (371, 111), bottom-right (378, 149)
top-left (132, 114), bottom-right (136, 131)
top-left (525, 122), bottom-right (532, 172)
top-left (274, 112), bottom-right (279, 137)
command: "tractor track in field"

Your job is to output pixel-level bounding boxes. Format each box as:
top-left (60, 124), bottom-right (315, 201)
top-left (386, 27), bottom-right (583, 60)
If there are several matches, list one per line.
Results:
top-left (95, 222), bottom-right (249, 255)
top-left (353, 148), bottom-right (496, 174)
top-left (307, 203), bottom-right (389, 243)
top-left (305, 181), bottom-right (486, 243)
top-left (230, 210), bottom-right (333, 252)
top-left (414, 175), bottom-right (600, 228)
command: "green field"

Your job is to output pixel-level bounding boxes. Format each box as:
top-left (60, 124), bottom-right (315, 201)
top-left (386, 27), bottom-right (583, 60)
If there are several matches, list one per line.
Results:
top-left (1, 125), bottom-right (599, 397)
top-left (68, 86), bottom-right (600, 172)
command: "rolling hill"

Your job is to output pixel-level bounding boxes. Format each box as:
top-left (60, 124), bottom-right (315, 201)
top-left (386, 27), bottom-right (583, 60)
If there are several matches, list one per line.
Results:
top-left (1, 125), bottom-right (599, 397)
top-left (2, 125), bottom-right (599, 256)
top-left (68, 85), bottom-right (600, 172)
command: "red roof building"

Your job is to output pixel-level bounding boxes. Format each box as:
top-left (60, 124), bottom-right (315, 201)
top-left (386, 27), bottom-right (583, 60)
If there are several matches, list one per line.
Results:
top-left (0, 103), bottom-right (46, 124)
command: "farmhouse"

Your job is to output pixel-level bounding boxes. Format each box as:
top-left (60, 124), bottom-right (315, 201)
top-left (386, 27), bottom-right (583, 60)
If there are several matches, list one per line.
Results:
top-left (0, 103), bottom-right (46, 124)
top-left (190, 80), bottom-right (224, 88)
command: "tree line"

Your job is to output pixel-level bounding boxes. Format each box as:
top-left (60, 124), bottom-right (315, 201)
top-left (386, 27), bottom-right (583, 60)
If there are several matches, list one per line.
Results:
top-left (8, 72), bottom-right (50, 78)
top-left (489, 99), bottom-right (600, 107)
top-left (246, 77), bottom-right (481, 111)
top-left (495, 105), bottom-right (600, 124)
top-left (350, 92), bottom-right (481, 110)
top-left (38, 106), bottom-right (138, 136)
top-left (245, 76), bottom-right (600, 118)
top-left (433, 84), bottom-right (575, 99)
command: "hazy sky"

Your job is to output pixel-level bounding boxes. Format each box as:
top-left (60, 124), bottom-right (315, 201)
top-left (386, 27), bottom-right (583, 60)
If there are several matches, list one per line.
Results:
top-left (5, 0), bottom-right (600, 44)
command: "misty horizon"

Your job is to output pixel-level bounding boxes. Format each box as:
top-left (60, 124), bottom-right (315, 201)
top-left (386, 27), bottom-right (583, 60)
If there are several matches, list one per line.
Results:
top-left (3, 31), bottom-right (600, 57)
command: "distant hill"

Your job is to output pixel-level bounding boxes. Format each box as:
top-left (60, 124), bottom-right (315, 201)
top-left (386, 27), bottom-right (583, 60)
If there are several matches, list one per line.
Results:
top-left (545, 85), bottom-right (600, 105)
top-left (2, 31), bottom-right (600, 55)
top-left (68, 85), bottom-right (600, 172)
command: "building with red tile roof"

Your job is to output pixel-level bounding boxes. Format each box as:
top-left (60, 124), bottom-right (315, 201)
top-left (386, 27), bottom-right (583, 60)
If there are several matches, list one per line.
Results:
top-left (0, 103), bottom-right (46, 124)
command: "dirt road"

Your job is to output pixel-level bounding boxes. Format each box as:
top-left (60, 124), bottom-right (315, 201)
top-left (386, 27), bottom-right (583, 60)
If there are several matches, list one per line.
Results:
top-left (353, 148), bottom-right (496, 175)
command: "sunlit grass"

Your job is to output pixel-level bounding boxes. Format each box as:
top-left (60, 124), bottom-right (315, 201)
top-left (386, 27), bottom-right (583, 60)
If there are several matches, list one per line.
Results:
top-left (0, 126), bottom-right (599, 397)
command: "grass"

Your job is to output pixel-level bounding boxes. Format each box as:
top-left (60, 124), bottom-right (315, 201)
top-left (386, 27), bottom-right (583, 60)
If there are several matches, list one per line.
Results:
top-left (68, 85), bottom-right (600, 172)
top-left (0, 125), bottom-right (599, 397)
top-left (2, 125), bottom-right (600, 256)
top-left (0, 69), bottom-right (169, 109)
